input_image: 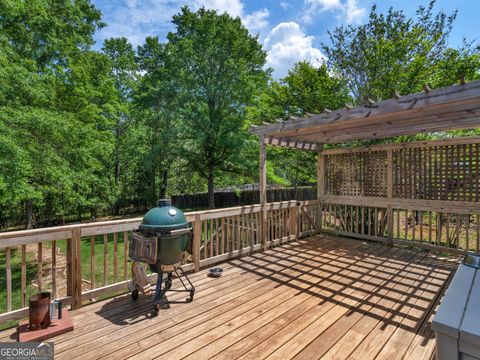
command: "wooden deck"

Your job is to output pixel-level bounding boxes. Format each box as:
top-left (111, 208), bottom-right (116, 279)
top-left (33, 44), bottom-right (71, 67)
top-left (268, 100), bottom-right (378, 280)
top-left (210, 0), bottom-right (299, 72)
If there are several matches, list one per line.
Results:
top-left (0, 235), bottom-right (459, 360)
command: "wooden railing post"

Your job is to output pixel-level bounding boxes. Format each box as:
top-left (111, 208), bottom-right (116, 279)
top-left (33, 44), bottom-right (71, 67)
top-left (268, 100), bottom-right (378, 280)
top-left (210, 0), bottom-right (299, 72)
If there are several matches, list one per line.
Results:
top-left (386, 149), bottom-right (394, 245)
top-left (259, 135), bottom-right (267, 251)
top-left (69, 228), bottom-right (82, 309)
top-left (193, 214), bottom-right (201, 272)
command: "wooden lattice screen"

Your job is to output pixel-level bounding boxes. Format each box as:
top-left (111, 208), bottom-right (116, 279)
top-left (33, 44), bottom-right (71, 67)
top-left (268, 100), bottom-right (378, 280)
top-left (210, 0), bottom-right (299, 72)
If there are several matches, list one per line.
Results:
top-left (392, 143), bottom-right (480, 201)
top-left (320, 138), bottom-right (480, 254)
top-left (325, 151), bottom-right (387, 197)
top-left (324, 141), bottom-right (480, 201)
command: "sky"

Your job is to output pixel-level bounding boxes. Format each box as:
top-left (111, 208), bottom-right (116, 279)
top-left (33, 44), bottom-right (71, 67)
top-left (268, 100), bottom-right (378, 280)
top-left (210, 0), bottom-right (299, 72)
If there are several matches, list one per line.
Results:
top-left (91, 0), bottom-right (480, 78)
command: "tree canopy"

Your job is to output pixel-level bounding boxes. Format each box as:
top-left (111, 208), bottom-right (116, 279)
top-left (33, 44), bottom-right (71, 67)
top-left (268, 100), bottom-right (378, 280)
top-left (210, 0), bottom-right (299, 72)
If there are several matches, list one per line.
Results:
top-left (0, 0), bottom-right (478, 228)
top-left (322, 0), bottom-right (479, 102)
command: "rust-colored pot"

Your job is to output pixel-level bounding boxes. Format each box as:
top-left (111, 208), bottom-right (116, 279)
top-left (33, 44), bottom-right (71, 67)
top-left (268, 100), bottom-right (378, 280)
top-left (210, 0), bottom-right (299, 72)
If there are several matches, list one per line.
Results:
top-left (29, 292), bottom-right (51, 330)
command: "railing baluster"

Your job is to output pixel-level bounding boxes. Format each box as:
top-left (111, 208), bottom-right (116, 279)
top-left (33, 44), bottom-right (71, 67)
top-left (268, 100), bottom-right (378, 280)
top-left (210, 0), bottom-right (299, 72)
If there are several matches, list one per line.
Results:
top-left (477, 214), bottom-right (480, 253)
top-left (113, 232), bottom-right (118, 283)
top-left (123, 231), bottom-right (128, 280)
top-left (37, 242), bottom-right (43, 292)
top-left (412, 210), bottom-right (416, 241)
top-left (255, 212), bottom-right (259, 245)
top-left (465, 214), bottom-right (470, 251)
top-left (193, 215), bottom-right (201, 272)
top-left (203, 220), bottom-right (207, 260)
top-left (455, 215), bottom-right (461, 248)
top-left (236, 215), bottom-right (241, 250)
top-left (90, 236), bottom-right (95, 289)
top-left (52, 240), bottom-right (57, 299)
top-left (21, 245), bottom-right (26, 308)
top-left (6, 247), bottom-right (11, 312)
top-left (221, 217), bottom-right (226, 255)
top-left (446, 213), bottom-right (450, 246)
top-left (210, 219), bottom-right (214, 258)
top-left (215, 218), bottom-right (220, 257)
top-left (250, 212), bottom-right (255, 248)
top-left (103, 234), bottom-right (108, 286)
top-left (428, 211), bottom-right (432, 243)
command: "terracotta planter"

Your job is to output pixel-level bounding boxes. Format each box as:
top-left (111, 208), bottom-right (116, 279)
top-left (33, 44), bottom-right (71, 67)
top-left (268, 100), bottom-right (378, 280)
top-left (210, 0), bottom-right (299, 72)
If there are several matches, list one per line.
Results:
top-left (29, 292), bottom-right (51, 330)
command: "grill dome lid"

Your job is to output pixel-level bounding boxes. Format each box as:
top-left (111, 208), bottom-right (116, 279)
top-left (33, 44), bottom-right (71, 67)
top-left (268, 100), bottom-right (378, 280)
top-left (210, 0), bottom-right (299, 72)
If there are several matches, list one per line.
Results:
top-left (139, 199), bottom-right (187, 232)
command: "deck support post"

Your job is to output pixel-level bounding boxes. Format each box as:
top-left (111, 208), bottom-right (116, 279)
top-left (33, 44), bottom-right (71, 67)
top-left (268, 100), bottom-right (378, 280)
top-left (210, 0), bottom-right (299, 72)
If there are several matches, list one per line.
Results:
top-left (69, 228), bottom-right (82, 309)
top-left (259, 135), bottom-right (267, 250)
top-left (317, 149), bottom-right (325, 232)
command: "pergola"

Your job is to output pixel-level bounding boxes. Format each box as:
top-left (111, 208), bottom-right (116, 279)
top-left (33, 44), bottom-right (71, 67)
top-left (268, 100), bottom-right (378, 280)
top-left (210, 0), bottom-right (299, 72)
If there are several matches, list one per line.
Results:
top-left (250, 79), bottom-right (480, 252)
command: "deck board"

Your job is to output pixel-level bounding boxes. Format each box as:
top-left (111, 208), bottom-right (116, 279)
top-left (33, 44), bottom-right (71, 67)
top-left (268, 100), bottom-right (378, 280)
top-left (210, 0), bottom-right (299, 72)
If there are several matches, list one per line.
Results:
top-left (0, 235), bottom-right (458, 360)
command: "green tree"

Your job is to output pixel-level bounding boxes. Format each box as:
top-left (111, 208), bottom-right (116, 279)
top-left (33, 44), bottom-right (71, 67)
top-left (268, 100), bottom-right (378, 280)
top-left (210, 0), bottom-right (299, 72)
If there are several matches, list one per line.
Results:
top-left (134, 36), bottom-right (180, 204)
top-left (0, 0), bottom-right (119, 227)
top-left (165, 7), bottom-right (269, 208)
top-left (431, 45), bottom-right (480, 87)
top-left (102, 37), bottom-right (138, 214)
top-left (323, 0), bottom-right (458, 102)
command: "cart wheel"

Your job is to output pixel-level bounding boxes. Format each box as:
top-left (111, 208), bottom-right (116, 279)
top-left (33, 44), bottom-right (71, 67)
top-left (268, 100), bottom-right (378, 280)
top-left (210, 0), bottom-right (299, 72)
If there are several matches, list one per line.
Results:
top-left (165, 280), bottom-right (172, 290)
top-left (188, 291), bottom-right (194, 302)
top-left (131, 290), bottom-right (139, 301)
top-left (153, 304), bottom-right (159, 316)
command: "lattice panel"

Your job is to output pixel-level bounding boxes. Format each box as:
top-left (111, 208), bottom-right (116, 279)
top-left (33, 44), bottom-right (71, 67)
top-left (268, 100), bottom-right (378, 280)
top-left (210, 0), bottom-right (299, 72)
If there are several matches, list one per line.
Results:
top-left (393, 143), bottom-right (480, 201)
top-left (325, 151), bottom-right (387, 197)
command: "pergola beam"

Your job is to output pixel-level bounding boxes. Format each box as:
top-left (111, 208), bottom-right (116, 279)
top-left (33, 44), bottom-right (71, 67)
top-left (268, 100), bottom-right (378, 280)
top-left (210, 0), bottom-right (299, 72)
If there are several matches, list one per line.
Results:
top-left (249, 80), bottom-right (480, 144)
top-left (283, 108), bottom-right (480, 143)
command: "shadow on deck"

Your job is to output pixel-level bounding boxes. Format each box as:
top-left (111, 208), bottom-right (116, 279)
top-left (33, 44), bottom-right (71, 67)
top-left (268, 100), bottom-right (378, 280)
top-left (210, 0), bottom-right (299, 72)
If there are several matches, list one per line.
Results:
top-left (0, 234), bottom-right (459, 360)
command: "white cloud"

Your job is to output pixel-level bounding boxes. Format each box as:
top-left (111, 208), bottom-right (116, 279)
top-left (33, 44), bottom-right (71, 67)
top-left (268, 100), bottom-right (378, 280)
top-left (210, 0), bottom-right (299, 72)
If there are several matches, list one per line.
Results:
top-left (193, 0), bottom-right (244, 18)
top-left (280, 2), bottom-right (291, 10)
top-left (194, 0), bottom-right (269, 32)
top-left (344, 0), bottom-right (366, 24)
top-left (303, 0), bottom-right (366, 24)
top-left (243, 9), bottom-right (270, 33)
top-left (263, 22), bottom-right (326, 79)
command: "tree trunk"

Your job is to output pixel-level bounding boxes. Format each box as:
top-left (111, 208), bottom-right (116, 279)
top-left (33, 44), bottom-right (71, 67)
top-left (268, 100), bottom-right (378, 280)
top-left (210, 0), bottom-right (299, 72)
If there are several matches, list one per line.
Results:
top-left (207, 165), bottom-right (215, 209)
top-left (25, 200), bottom-right (33, 229)
top-left (159, 170), bottom-right (168, 199)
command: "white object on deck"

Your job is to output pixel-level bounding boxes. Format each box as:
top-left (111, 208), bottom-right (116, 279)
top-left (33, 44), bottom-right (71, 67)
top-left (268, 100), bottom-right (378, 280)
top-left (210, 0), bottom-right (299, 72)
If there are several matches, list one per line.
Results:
top-left (432, 256), bottom-right (480, 360)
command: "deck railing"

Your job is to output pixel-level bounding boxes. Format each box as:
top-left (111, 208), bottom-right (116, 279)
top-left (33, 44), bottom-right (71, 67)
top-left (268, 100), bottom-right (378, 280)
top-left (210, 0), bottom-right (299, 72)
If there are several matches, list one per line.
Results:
top-left (0, 200), bottom-right (321, 322)
top-left (318, 137), bottom-right (480, 255)
top-left (1, 185), bottom-right (477, 323)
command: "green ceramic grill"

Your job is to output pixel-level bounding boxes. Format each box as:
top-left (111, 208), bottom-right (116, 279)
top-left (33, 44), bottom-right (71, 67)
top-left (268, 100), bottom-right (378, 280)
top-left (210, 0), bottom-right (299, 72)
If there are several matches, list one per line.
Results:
top-left (129, 199), bottom-right (195, 314)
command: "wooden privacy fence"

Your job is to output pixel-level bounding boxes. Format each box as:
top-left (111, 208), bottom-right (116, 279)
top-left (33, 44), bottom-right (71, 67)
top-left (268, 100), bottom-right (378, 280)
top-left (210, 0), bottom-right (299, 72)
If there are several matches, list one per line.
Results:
top-left (172, 186), bottom-right (316, 209)
top-left (318, 137), bottom-right (480, 254)
top-left (0, 200), bottom-right (322, 322)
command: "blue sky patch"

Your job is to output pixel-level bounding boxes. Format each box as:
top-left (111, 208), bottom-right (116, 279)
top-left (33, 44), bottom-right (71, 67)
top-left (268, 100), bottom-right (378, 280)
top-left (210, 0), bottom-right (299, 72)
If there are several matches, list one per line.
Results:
top-left (92, 0), bottom-right (479, 78)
